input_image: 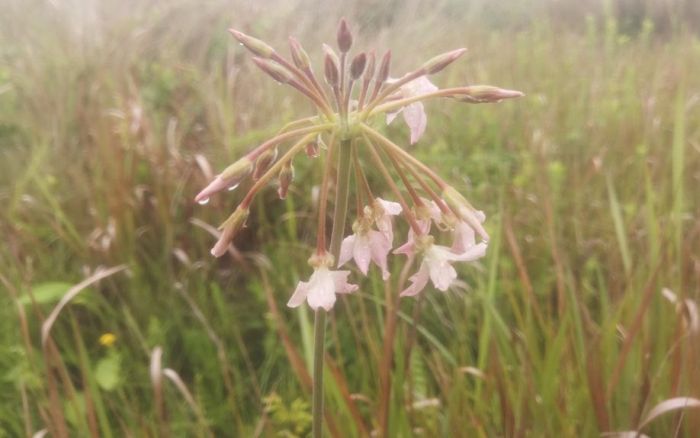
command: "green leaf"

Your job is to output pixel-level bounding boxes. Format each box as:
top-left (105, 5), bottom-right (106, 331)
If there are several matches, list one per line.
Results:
top-left (18, 282), bottom-right (73, 306)
top-left (95, 354), bottom-right (121, 391)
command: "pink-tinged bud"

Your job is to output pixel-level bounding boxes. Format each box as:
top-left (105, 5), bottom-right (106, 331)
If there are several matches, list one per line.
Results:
top-left (377, 50), bottom-right (392, 84)
top-left (305, 141), bottom-right (319, 158)
top-left (458, 86), bottom-right (525, 103)
top-left (336, 18), bottom-right (353, 53)
top-left (421, 48), bottom-right (467, 75)
top-left (288, 37), bottom-right (310, 70)
top-left (252, 147), bottom-right (278, 180)
top-left (229, 29), bottom-right (275, 58)
top-left (252, 57), bottom-right (294, 84)
top-left (350, 52), bottom-right (367, 81)
top-left (364, 50), bottom-right (376, 83)
top-left (195, 157), bottom-right (253, 204)
top-left (324, 53), bottom-right (339, 87)
top-left (211, 207), bottom-right (249, 257)
top-left (442, 186), bottom-right (489, 241)
top-left (277, 161), bottom-right (294, 199)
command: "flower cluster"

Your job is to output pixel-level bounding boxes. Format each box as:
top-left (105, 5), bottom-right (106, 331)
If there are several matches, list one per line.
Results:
top-left (196, 19), bottom-right (522, 311)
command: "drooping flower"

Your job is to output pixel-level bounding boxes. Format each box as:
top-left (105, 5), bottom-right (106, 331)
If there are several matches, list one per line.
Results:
top-left (397, 235), bottom-right (487, 297)
top-left (287, 254), bottom-right (358, 311)
top-left (386, 76), bottom-right (438, 144)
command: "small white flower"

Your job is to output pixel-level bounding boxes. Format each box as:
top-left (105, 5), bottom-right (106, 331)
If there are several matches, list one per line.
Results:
top-left (399, 240), bottom-right (487, 297)
top-left (287, 265), bottom-right (358, 311)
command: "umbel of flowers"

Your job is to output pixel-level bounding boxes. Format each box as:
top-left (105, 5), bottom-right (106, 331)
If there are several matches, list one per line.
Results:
top-left (197, 19), bottom-right (521, 304)
top-left (195, 19), bottom-right (521, 436)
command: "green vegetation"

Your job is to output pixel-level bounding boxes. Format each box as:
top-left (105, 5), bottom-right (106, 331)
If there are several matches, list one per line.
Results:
top-left (1, 1), bottom-right (699, 436)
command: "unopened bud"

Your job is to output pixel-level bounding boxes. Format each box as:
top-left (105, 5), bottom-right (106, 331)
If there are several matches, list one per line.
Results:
top-left (195, 157), bottom-right (253, 203)
top-left (324, 53), bottom-right (339, 87)
top-left (277, 161), bottom-right (294, 199)
top-left (377, 50), bottom-right (392, 84)
top-left (350, 52), bottom-right (367, 81)
top-left (305, 141), bottom-right (319, 157)
top-left (421, 48), bottom-right (467, 75)
top-left (211, 207), bottom-right (249, 257)
top-left (252, 57), bottom-right (294, 84)
top-left (458, 86), bottom-right (524, 103)
top-left (442, 186), bottom-right (489, 241)
top-left (229, 29), bottom-right (275, 58)
top-left (363, 50), bottom-right (376, 84)
top-left (252, 147), bottom-right (278, 180)
top-left (288, 37), bottom-right (310, 70)
top-left (336, 18), bottom-right (353, 53)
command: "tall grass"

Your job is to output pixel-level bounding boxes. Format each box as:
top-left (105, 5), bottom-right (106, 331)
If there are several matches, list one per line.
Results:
top-left (1, 0), bottom-right (699, 436)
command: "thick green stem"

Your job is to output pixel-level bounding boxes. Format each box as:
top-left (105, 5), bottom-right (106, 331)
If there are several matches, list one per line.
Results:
top-left (313, 138), bottom-right (353, 438)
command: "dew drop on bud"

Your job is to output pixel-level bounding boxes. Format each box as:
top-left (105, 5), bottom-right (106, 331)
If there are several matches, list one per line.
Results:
top-left (227, 183), bottom-right (239, 192)
top-left (197, 197), bottom-right (210, 205)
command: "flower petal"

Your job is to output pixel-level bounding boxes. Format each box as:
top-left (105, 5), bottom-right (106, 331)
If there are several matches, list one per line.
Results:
top-left (306, 269), bottom-right (337, 311)
top-left (332, 270), bottom-right (359, 294)
top-left (402, 102), bottom-right (427, 144)
top-left (352, 234), bottom-right (372, 275)
top-left (451, 221), bottom-right (476, 254)
top-left (368, 230), bottom-right (392, 280)
top-left (376, 198), bottom-right (402, 216)
top-left (287, 281), bottom-right (309, 308)
top-left (400, 263), bottom-right (430, 297)
top-left (338, 234), bottom-right (356, 267)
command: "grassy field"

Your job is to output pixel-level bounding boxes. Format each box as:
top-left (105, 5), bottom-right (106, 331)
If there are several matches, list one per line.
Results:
top-left (1, 0), bottom-right (699, 436)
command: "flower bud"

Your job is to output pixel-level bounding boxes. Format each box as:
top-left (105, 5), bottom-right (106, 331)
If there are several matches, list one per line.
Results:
top-left (277, 161), bottom-right (294, 199)
top-left (336, 18), bottom-right (352, 53)
top-left (252, 147), bottom-right (278, 180)
top-left (457, 86), bottom-right (524, 103)
top-left (442, 186), bottom-right (489, 241)
top-left (324, 52), bottom-right (339, 87)
top-left (195, 157), bottom-right (253, 204)
top-left (305, 141), bottom-right (319, 158)
top-left (252, 57), bottom-right (294, 84)
top-left (421, 48), bottom-right (467, 75)
top-left (350, 52), bottom-right (367, 81)
top-left (211, 207), bottom-right (249, 257)
top-left (229, 29), bottom-right (275, 58)
top-left (377, 50), bottom-right (392, 85)
top-left (288, 37), bottom-right (310, 70)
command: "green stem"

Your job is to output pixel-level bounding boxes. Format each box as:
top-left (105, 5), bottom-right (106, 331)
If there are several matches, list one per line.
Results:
top-left (313, 138), bottom-right (353, 438)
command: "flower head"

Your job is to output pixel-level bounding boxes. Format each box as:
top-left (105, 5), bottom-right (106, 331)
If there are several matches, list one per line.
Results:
top-left (399, 235), bottom-right (487, 297)
top-left (386, 77), bottom-right (438, 144)
top-left (287, 253), bottom-right (358, 311)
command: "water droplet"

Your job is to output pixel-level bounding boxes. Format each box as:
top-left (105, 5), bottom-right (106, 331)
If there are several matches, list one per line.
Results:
top-left (227, 183), bottom-right (239, 192)
top-left (198, 198), bottom-right (210, 205)
top-left (239, 43), bottom-right (244, 46)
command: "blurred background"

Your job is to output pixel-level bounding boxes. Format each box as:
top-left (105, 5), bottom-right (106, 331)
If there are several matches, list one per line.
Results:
top-left (1, 0), bottom-right (699, 436)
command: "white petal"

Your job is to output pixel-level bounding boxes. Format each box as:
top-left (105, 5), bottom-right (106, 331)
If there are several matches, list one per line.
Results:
top-left (338, 235), bottom-right (356, 267)
top-left (331, 270), bottom-right (359, 294)
top-left (306, 269), bottom-right (337, 311)
top-left (368, 230), bottom-right (392, 280)
top-left (386, 110), bottom-right (401, 125)
top-left (451, 242), bottom-right (488, 262)
top-left (287, 281), bottom-right (309, 308)
top-left (352, 234), bottom-right (371, 275)
top-left (451, 221), bottom-right (476, 254)
top-left (402, 102), bottom-right (427, 144)
top-left (400, 263), bottom-right (430, 297)
top-left (427, 255), bottom-right (457, 291)
top-left (403, 76), bottom-right (439, 96)
top-left (376, 198), bottom-right (402, 215)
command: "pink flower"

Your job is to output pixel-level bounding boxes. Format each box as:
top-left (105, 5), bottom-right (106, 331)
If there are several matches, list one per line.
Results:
top-left (451, 217), bottom-right (484, 254)
top-left (400, 241), bottom-right (487, 297)
top-left (386, 77), bottom-right (438, 144)
top-left (287, 265), bottom-right (358, 311)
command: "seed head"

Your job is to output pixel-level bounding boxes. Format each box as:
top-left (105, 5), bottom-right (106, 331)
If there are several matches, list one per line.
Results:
top-left (277, 161), bottom-right (295, 199)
